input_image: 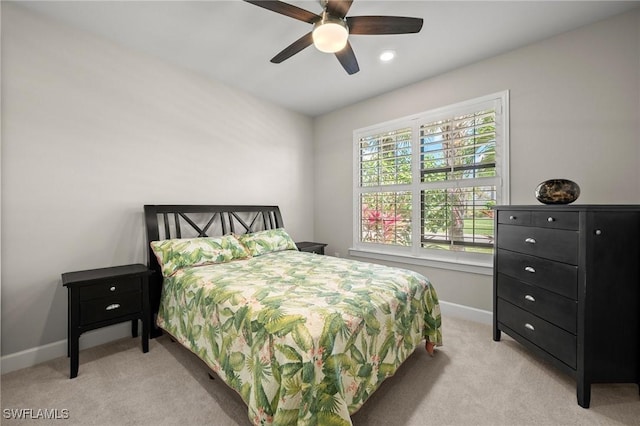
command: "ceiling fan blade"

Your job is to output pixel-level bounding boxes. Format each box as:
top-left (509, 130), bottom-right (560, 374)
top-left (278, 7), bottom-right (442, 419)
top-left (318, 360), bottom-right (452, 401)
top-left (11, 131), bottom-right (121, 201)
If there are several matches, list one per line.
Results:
top-left (243, 0), bottom-right (320, 24)
top-left (347, 16), bottom-right (424, 35)
top-left (326, 0), bottom-right (353, 19)
top-left (335, 42), bottom-right (359, 75)
top-left (271, 32), bottom-right (314, 63)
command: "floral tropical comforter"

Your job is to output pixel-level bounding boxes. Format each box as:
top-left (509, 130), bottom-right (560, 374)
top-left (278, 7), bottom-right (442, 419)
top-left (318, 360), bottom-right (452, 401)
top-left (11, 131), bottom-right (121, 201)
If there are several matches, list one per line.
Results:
top-left (157, 250), bottom-right (442, 426)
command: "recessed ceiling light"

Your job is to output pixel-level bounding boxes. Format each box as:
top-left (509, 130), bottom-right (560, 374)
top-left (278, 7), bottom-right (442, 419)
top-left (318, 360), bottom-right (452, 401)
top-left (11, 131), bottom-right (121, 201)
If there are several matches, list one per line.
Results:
top-left (379, 50), bottom-right (396, 62)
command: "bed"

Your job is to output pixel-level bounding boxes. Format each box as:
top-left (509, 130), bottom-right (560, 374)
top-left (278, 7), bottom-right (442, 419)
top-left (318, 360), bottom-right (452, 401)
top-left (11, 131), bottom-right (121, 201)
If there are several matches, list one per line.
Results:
top-left (144, 205), bottom-right (442, 426)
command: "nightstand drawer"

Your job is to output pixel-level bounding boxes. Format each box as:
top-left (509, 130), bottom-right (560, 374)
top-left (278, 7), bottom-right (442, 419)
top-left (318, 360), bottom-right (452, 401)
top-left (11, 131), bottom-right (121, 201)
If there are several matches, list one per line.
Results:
top-left (497, 274), bottom-right (577, 333)
top-left (80, 292), bottom-right (142, 325)
top-left (498, 299), bottom-right (576, 369)
top-left (79, 276), bottom-right (141, 302)
top-left (497, 225), bottom-right (578, 264)
top-left (496, 249), bottom-right (577, 299)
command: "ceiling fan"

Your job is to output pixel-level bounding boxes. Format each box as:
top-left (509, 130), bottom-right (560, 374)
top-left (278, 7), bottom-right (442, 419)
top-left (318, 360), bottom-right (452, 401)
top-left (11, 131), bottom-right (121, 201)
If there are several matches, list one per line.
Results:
top-left (243, 0), bottom-right (424, 75)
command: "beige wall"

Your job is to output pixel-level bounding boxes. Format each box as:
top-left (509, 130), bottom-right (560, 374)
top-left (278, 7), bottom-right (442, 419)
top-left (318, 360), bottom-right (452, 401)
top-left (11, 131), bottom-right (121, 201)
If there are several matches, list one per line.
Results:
top-left (1, 3), bottom-right (314, 356)
top-left (313, 9), bottom-right (640, 311)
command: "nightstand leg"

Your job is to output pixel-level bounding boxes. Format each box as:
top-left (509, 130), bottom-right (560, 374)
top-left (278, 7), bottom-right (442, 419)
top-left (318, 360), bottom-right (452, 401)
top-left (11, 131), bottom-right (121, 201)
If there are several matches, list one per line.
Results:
top-left (142, 317), bottom-right (149, 353)
top-left (131, 319), bottom-right (138, 338)
top-left (70, 332), bottom-right (79, 379)
top-left (142, 274), bottom-right (151, 349)
top-left (67, 290), bottom-right (72, 357)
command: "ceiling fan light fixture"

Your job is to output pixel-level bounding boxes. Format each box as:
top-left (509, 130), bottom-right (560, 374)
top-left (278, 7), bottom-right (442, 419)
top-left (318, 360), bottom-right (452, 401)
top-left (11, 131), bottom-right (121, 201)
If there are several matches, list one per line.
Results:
top-left (312, 13), bottom-right (348, 53)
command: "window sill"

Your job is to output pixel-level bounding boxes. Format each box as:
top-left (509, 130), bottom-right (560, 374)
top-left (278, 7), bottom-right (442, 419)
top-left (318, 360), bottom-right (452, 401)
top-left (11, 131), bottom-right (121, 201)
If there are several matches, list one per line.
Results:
top-left (348, 248), bottom-right (493, 276)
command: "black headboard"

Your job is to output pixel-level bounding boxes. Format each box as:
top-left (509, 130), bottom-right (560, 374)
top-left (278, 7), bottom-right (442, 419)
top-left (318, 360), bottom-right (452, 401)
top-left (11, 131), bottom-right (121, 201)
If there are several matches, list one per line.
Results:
top-left (143, 204), bottom-right (284, 337)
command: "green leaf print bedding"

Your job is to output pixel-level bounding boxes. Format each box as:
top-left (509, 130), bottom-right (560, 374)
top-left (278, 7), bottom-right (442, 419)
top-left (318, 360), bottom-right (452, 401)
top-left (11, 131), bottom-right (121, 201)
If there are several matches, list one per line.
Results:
top-left (157, 250), bottom-right (442, 426)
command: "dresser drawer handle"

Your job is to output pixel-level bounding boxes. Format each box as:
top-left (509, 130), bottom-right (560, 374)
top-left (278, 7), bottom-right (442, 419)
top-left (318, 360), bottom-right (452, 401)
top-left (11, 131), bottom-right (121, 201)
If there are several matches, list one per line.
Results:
top-left (105, 303), bottom-right (121, 311)
top-left (524, 266), bottom-right (536, 273)
top-left (524, 323), bottom-right (535, 331)
top-left (524, 294), bottom-right (536, 302)
top-left (110, 286), bottom-right (116, 292)
top-left (509, 215), bottom-right (517, 220)
top-left (524, 237), bottom-right (536, 244)
top-left (547, 217), bottom-right (555, 222)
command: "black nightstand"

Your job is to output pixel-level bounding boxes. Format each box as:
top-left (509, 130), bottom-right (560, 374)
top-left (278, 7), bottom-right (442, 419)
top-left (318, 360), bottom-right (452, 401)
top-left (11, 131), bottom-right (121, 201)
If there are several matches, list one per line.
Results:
top-left (62, 264), bottom-right (151, 379)
top-left (296, 241), bottom-right (328, 255)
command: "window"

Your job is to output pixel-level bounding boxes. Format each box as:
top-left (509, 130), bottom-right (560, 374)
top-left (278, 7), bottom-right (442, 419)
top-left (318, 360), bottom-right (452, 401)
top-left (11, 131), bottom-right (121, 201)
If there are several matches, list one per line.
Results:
top-left (352, 91), bottom-right (509, 272)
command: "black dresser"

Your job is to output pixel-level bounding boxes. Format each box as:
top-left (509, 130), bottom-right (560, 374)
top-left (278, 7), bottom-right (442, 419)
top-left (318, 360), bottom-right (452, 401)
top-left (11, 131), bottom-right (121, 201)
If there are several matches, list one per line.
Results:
top-left (493, 205), bottom-right (640, 407)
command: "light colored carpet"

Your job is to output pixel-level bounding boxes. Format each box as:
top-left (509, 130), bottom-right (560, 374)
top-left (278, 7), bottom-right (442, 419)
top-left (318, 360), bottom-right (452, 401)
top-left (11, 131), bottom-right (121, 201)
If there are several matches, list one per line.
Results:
top-left (2, 315), bottom-right (639, 425)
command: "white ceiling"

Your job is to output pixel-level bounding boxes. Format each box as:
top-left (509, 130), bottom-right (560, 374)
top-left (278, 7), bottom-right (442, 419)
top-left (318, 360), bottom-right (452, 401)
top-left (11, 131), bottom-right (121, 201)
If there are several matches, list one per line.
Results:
top-left (18, 0), bottom-right (640, 116)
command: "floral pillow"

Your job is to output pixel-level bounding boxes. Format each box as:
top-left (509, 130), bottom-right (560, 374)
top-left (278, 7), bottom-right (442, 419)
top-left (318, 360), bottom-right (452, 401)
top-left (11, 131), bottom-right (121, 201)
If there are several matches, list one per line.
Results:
top-left (237, 228), bottom-right (298, 257)
top-left (150, 235), bottom-right (250, 277)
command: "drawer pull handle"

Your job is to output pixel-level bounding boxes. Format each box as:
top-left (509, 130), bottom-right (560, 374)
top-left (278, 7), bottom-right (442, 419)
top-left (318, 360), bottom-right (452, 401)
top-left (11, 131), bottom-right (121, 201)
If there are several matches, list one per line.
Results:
top-left (524, 295), bottom-right (536, 302)
top-left (524, 237), bottom-right (536, 244)
top-left (509, 215), bottom-right (517, 220)
top-left (524, 266), bottom-right (536, 273)
top-left (105, 303), bottom-right (121, 311)
top-left (524, 323), bottom-right (535, 331)
top-left (595, 229), bottom-right (602, 235)
top-left (110, 286), bottom-right (116, 292)
top-left (547, 217), bottom-right (555, 222)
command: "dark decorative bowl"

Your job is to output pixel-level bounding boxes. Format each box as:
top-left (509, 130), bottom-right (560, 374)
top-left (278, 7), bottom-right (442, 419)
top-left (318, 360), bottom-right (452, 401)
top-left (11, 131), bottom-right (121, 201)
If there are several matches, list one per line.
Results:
top-left (535, 179), bottom-right (580, 204)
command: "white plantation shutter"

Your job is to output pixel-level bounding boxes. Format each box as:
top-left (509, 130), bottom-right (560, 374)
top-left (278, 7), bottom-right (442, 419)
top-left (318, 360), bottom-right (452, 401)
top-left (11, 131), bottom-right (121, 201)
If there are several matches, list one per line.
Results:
top-left (359, 128), bottom-right (412, 187)
top-left (420, 186), bottom-right (496, 249)
top-left (353, 91), bottom-right (509, 266)
top-left (420, 109), bottom-right (496, 182)
top-left (419, 108), bottom-right (499, 251)
top-left (357, 127), bottom-right (413, 247)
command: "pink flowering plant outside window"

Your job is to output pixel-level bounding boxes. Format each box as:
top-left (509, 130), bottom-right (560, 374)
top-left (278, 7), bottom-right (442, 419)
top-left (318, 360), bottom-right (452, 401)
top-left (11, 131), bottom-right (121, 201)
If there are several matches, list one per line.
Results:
top-left (360, 192), bottom-right (412, 246)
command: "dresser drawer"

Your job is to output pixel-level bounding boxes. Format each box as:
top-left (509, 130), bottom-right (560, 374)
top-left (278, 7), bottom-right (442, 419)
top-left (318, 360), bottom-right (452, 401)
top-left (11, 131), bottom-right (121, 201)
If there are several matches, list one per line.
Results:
top-left (79, 276), bottom-right (141, 302)
top-left (497, 210), bottom-right (531, 226)
top-left (497, 225), bottom-right (578, 264)
top-left (531, 211), bottom-right (579, 230)
top-left (496, 249), bottom-right (577, 299)
top-left (497, 299), bottom-right (576, 369)
top-left (497, 274), bottom-right (577, 333)
top-left (80, 292), bottom-right (142, 325)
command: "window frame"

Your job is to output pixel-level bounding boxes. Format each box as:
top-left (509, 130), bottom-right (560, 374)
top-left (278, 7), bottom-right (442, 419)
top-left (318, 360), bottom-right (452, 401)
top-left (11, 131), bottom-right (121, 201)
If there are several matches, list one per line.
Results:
top-left (351, 91), bottom-right (510, 274)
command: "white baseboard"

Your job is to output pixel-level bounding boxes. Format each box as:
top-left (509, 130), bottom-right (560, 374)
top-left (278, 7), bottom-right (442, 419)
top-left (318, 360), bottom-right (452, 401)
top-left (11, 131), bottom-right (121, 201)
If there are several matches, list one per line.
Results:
top-left (1, 322), bottom-right (132, 375)
top-left (439, 300), bottom-right (493, 325)
top-left (1, 302), bottom-right (492, 374)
